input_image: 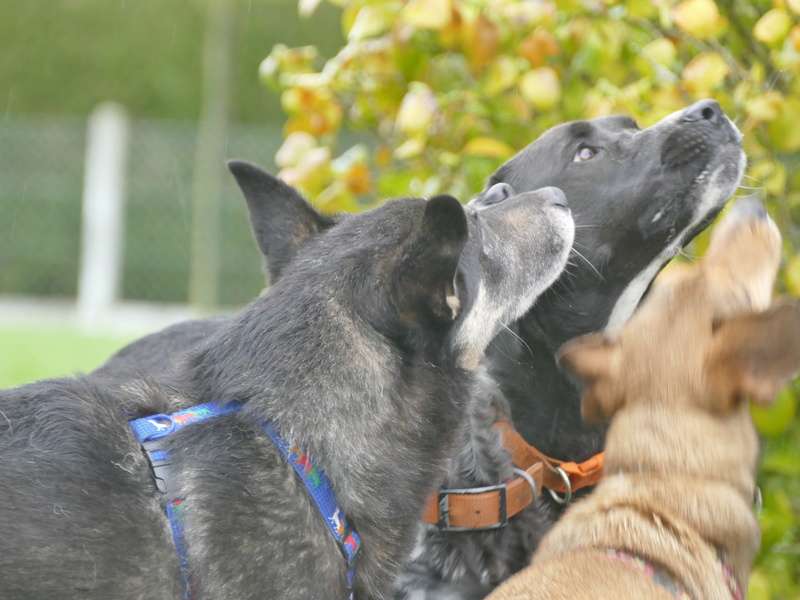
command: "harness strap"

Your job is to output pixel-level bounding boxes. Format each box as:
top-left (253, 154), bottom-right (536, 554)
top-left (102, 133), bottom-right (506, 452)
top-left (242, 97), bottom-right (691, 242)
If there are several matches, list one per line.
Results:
top-left (129, 402), bottom-right (361, 600)
top-left (261, 420), bottom-right (362, 593)
top-left (131, 401), bottom-right (241, 599)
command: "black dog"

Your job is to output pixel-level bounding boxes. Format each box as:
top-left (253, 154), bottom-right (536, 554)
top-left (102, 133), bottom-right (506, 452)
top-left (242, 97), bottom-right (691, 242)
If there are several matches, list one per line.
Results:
top-left (0, 161), bottom-right (574, 600)
top-left (396, 99), bottom-right (746, 599)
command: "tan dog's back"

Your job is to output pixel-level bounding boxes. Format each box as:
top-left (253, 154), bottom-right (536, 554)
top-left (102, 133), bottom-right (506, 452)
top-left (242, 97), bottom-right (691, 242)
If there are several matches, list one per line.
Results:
top-left (488, 201), bottom-right (800, 599)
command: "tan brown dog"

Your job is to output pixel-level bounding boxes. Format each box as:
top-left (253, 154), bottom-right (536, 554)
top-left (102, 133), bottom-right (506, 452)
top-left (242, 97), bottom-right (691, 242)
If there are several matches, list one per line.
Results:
top-left (485, 200), bottom-right (800, 600)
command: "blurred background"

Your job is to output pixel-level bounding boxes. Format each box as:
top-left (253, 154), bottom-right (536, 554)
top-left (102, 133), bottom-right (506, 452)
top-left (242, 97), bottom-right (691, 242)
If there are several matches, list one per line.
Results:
top-left (0, 0), bottom-right (798, 596)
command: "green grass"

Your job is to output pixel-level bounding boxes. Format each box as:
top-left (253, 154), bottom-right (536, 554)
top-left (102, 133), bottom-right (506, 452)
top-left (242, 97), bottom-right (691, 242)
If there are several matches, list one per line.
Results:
top-left (0, 326), bottom-right (138, 388)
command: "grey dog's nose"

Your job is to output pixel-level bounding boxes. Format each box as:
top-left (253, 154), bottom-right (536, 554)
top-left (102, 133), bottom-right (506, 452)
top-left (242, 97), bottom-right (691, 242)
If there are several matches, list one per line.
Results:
top-left (682, 99), bottom-right (723, 126)
top-left (481, 182), bottom-right (514, 206)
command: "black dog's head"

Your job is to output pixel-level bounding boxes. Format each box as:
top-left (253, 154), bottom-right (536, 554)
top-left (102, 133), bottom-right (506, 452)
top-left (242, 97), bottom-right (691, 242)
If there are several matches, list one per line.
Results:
top-left (478, 99), bottom-right (745, 346)
top-left (228, 161), bottom-right (575, 370)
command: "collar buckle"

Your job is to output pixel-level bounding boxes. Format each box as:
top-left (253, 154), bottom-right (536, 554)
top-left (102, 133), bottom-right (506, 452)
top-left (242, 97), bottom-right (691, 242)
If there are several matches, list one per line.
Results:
top-left (437, 483), bottom-right (508, 531)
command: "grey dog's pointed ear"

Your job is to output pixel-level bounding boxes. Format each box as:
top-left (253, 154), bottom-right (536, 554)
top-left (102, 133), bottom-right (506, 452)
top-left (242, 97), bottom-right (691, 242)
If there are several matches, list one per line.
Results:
top-left (228, 160), bottom-right (335, 283)
top-left (392, 195), bottom-right (468, 328)
top-left (705, 299), bottom-right (800, 413)
top-left (557, 333), bottom-right (622, 425)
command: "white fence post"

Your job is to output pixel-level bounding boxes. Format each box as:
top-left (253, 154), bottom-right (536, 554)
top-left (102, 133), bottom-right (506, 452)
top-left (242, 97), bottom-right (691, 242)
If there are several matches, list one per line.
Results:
top-left (77, 102), bottom-right (129, 329)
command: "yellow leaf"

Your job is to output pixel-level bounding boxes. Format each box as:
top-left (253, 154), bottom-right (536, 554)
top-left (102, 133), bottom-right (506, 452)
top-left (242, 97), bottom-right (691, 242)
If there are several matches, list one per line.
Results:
top-left (519, 27), bottom-right (560, 68)
top-left (745, 90), bottom-right (784, 122)
top-left (520, 66), bottom-right (562, 111)
top-left (641, 38), bottom-right (677, 68)
top-left (464, 137), bottom-right (515, 159)
top-left (275, 131), bottom-right (317, 169)
top-left (791, 24), bottom-right (800, 52)
top-left (298, 0), bottom-right (323, 18)
top-left (464, 14), bottom-right (502, 69)
top-left (394, 137), bottom-right (426, 160)
top-left (753, 9), bottom-right (793, 48)
top-left (768, 97), bottom-right (800, 151)
top-left (278, 147), bottom-right (332, 197)
top-left (347, 5), bottom-right (391, 41)
top-left (401, 0), bottom-right (452, 30)
top-left (342, 163), bottom-right (372, 195)
top-left (396, 83), bottom-right (438, 137)
top-left (671, 0), bottom-right (725, 40)
top-left (484, 55), bottom-right (518, 96)
top-left (681, 52), bottom-right (730, 94)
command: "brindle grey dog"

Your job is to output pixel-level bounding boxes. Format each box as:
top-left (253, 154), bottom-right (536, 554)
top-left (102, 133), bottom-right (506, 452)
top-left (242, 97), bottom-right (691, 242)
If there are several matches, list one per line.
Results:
top-left (0, 161), bottom-right (573, 600)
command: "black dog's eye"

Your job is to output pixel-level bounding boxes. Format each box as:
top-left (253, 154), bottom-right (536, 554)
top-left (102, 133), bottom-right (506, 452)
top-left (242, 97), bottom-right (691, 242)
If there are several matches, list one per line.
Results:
top-left (573, 146), bottom-right (597, 163)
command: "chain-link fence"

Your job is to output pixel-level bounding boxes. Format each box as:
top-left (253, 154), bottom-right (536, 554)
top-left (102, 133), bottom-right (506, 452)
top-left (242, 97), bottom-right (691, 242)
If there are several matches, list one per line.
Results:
top-left (0, 111), bottom-right (283, 311)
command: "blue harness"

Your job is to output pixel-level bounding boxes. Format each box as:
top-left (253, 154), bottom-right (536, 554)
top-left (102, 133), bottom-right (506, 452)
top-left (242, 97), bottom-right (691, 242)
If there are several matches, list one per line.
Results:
top-left (129, 401), bottom-right (361, 599)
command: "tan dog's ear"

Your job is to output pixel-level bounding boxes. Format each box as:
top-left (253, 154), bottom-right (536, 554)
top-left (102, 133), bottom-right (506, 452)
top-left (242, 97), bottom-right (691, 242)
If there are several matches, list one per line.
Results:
top-left (557, 333), bottom-right (622, 425)
top-left (706, 299), bottom-right (800, 412)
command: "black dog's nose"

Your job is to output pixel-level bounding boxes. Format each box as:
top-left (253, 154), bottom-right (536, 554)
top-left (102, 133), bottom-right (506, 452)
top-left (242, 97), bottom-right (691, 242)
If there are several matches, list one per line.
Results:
top-left (682, 99), bottom-right (723, 125)
top-left (542, 186), bottom-right (568, 209)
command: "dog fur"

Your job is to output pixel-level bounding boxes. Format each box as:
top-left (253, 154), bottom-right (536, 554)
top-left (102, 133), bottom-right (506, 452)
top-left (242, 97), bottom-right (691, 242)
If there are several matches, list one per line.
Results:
top-left (484, 200), bottom-right (799, 600)
top-left (0, 161), bottom-right (574, 600)
top-left (397, 99), bottom-right (747, 599)
top-left (92, 100), bottom-right (746, 599)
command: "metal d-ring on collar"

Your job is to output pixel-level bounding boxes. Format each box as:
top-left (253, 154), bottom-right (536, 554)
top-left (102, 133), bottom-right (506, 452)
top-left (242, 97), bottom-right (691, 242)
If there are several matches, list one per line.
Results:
top-left (512, 467), bottom-right (539, 503)
top-left (546, 465), bottom-right (573, 505)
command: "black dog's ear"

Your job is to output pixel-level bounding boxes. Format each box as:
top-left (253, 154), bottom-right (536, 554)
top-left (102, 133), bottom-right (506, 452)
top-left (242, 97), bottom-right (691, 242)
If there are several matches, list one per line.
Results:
top-left (705, 299), bottom-right (800, 412)
top-left (392, 195), bottom-right (468, 328)
top-left (227, 160), bottom-right (335, 283)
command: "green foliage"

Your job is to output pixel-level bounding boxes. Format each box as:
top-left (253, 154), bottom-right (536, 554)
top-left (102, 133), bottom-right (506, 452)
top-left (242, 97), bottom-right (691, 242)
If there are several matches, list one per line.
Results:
top-left (265, 1), bottom-right (800, 597)
top-left (0, 0), bottom-right (344, 122)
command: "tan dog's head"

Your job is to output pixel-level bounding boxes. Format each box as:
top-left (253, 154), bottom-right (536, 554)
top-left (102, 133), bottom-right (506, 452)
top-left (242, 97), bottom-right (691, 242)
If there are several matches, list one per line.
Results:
top-left (557, 201), bottom-right (800, 475)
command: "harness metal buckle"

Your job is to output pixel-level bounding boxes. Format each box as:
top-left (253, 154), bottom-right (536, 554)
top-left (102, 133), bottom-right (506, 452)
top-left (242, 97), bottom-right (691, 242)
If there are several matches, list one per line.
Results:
top-left (437, 483), bottom-right (508, 532)
top-left (141, 437), bottom-right (173, 495)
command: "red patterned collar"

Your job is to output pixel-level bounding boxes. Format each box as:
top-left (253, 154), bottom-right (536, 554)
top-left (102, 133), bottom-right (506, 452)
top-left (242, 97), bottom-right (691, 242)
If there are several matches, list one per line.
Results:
top-left (585, 548), bottom-right (742, 600)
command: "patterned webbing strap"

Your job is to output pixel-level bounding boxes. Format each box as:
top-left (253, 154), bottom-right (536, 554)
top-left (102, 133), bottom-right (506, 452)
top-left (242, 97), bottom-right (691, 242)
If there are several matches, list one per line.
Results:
top-left (129, 402), bottom-right (361, 600)
top-left (261, 420), bottom-right (362, 598)
top-left (130, 401), bottom-right (242, 599)
top-left (591, 548), bottom-right (742, 600)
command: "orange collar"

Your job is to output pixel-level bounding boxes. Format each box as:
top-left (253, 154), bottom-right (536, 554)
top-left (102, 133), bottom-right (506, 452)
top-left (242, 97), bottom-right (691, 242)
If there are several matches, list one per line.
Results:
top-left (420, 418), bottom-right (604, 530)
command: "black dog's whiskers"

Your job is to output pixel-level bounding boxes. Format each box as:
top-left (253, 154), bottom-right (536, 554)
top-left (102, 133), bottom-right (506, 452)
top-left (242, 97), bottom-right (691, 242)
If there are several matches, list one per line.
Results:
top-left (570, 246), bottom-right (605, 282)
top-left (572, 223), bottom-right (606, 230)
top-left (498, 321), bottom-right (535, 361)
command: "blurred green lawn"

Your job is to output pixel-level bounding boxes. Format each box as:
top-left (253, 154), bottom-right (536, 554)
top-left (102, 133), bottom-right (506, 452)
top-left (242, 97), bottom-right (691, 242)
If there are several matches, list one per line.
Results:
top-left (0, 326), bottom-right (137, 388)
